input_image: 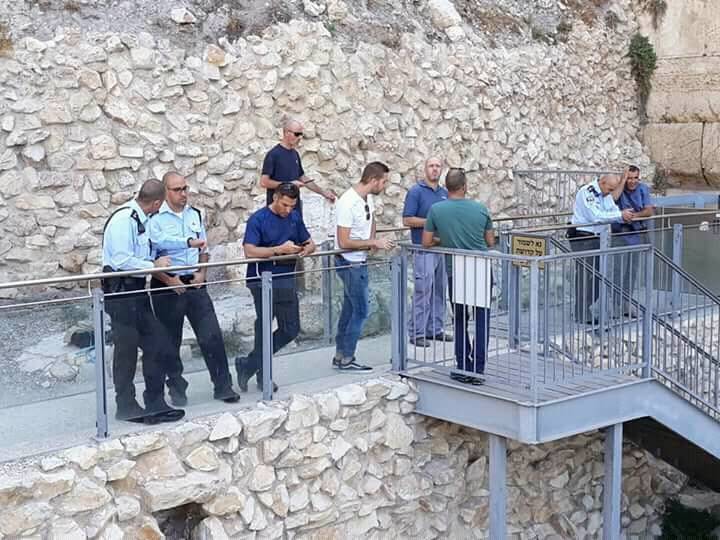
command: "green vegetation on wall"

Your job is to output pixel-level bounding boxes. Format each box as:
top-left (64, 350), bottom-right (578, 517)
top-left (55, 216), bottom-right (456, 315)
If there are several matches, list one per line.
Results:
top-left (628, 33), bottom-right (657, 121)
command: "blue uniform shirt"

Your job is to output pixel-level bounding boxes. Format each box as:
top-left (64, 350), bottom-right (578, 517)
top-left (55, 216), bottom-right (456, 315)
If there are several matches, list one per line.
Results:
top-left (102, 200), bottom-right (156, 271)
top-left (612, 182), bottom-right (651, 245)
top-left (243, 206), bottom-right (311, 287)
top-left (149, 202), bottom-right (207, 275)
top-left (263, 144), bottom-right (305, 205)
top-left (571, 180), bottom-right (623, 234)
top-left (402, 180), bottom-right (449, 244)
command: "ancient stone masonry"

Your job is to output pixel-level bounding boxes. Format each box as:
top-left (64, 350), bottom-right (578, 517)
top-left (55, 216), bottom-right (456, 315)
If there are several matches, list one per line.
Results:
top-left (0, 0), bottom-right (649, 287)
top-left (0, 377), bottom-right (716, 539)
top-left (638, 0), bottom-right (720, 187)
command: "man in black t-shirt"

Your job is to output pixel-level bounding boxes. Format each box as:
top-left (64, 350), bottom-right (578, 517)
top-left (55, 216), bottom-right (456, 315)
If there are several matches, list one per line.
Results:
top-left (260, 118), bottom-right (336, 211)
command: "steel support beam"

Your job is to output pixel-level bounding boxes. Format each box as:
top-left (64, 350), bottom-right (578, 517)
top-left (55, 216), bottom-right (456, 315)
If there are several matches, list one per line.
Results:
top-left (603, 423), bottom-right (623, 540)
top-left (489, 434), bottom-right (507, 539)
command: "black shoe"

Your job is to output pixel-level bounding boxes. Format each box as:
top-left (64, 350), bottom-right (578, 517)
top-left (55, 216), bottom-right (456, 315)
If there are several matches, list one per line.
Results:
top-left (450, 372), bottom-right (485, 385)
top-left (335, 357), bottom-right (374, 372)
top-left (256, 375), bottom-right (279, 393)
top-left (115, 400), bottom-right (146, 423)
top-left (410, 337), bottom-right (431, 347)
top-left (214, 386), bottom-right (240, 403)
top-left (144, 398), bottom-right (185, 424)
top-left (235, 357), bottom-right (252, 393)
top-left (168, 386), bottom-right (188, 407)
top-left (429, 333), bottom-right (454, 342)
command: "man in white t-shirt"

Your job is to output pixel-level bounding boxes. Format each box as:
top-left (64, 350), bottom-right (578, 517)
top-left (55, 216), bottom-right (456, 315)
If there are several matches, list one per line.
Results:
top-left (333, 161), bottom-right (395, 371)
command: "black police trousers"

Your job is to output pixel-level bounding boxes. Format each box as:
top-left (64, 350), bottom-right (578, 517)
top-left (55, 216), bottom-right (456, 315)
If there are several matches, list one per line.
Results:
top-left (105, 282), bottom-right (173, 411)
top-left (150, 278), bottom-right (233, 393)
top-left (243, 284), bottom-right (300, 378)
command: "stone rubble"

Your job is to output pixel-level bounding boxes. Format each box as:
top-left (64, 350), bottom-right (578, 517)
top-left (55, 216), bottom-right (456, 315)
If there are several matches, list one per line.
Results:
top-left (0, 376), bottom-right (714, 539)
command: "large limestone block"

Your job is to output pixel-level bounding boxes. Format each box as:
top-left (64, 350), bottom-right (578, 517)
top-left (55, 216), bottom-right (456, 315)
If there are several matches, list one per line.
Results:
top-left (702, 122), bottom-right (720, 186)
top-left (647, 57), bottom-right (720, 123)
top-left (641, 0), bottom-right (720, 57)
top-left (142, 471), bottom-right (222, 512)
top-left (643, 123), bottom-right (703, 178)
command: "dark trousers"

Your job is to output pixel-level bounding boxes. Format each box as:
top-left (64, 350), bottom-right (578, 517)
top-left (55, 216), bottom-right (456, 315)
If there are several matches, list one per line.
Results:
top-left (150, 278), bottom-right (233, 392)
top-left (448, 277), bottom-right (489, 374)
top-left (105, 284), bottom-right (173, 411)
top-left (569, 234), bottom-right (601, 322)
top-left (244, 285), bottom-right (300, 377)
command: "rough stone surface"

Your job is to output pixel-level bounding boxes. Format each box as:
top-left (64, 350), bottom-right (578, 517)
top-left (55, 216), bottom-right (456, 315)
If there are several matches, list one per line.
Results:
top-left (0, 376), bottom-right (712, 538)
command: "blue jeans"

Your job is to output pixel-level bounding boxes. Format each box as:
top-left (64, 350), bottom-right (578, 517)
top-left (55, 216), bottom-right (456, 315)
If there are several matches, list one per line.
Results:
top-left (335, 256), bottom-right (369, 359)
top-left (448, 277), bottom-right (489, 374)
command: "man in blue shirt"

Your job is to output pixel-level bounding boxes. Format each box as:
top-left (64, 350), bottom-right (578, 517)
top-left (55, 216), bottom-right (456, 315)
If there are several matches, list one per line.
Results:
top-left (237, 182), bottom-right (316, 392)
top-left (260, 118), bottom-right (336, 212)
top-left (402, 157), bottom-right (451, 346)
top-left (102, 179), bottom-right (184, 424)
top-left (149, 172), bottom-right (240, 406)
top-left (611, 166), bottom-right (654, 315)
top-left (568, 174), bottom-right (634, 323)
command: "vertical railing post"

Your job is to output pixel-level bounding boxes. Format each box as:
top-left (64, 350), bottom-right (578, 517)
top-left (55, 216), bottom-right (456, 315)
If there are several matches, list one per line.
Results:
top-left (529, 260), bottom-right (540, 402)
top-left (92, 287), bottom-right (109, 439)
top-left (391, 251), bottom-right (408, 371)
top-left (599, 225), bottom-right (610, 327)
top-left (671, 223), bottom-right (683, 317)
top-left (261, 271), bottom-right (274, 401)
top-left (508, 262), bottom-right (520, 349)
top-left (642, 247), bottom-right (654, 378)
top-left (498, 224), bottom-right (511, 312)
top-left (321, 240), bottom-right (334, 346)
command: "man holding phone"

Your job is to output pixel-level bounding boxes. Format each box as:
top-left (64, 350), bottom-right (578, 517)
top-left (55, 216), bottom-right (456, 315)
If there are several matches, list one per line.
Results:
top-left (259, 117), bottom-right (336, 214)
top-left (236, 183), bottom-right (316, 392)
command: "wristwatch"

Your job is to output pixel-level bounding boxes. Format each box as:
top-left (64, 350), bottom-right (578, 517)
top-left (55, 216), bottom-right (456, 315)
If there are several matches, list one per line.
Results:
top-left (186, 237), bottom-right (192, 247)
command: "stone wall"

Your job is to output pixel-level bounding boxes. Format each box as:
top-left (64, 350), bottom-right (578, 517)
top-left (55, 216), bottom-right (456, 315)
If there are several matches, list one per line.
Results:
top-left (639, 0), bottom-right (720, 187)
top-left (0, 0), bottom-right (649, 288)
top-left (0, 376), bottom-right (716, 539)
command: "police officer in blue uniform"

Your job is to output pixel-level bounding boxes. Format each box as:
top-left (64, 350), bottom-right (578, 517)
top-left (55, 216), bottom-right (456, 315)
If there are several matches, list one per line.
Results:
top-left (149, 172), bottom-right (240, 406)
top-left (102, 179), bottom-right (185, 424)
top-left (568, 174), bottom-right (634, 323)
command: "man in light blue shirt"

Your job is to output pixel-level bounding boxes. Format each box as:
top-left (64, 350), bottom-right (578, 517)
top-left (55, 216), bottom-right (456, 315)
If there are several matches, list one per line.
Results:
top-left (402, 157), bottom-right (451, 347)
top-left (102, 179), bottom-right (184, 424)
top-left (149, 171), bottom-right (240, 406)
top-left (568, 175), bottom-right (634, 323)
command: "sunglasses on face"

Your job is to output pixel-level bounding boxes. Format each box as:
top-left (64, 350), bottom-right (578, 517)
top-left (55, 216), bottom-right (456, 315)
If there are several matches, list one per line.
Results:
top-left (365, 204), bottom-right (370, 221)
top-left (169, 186), bottom-right (189, 193)
top-left (292, 131), bottom-right (304, 137)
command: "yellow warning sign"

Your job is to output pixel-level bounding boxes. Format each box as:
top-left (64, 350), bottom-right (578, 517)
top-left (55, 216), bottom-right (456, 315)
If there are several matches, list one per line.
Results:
top-left (511, 236), bottom-right (547, 268)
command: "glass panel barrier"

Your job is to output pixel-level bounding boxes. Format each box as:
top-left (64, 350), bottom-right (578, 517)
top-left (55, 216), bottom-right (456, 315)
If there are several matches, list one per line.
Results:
top-left (0, 295), bottom-right (97, 460)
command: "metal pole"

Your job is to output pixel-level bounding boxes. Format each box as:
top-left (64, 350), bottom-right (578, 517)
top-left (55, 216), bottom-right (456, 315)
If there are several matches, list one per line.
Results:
top-left (391, 254), bottom-right (405, 371)
top-left (508, 264), bottom-right (520, 349)
top-left (321, 241), bottom-right (334, 346)
top-left (261, 271), bottom-right (273, 401)
top-left (529, 261), bottom-right (539, 402)
top-left (92, 288), bottom-right (109, 439)
top-left (602, 423), bottom-right (623, 540)
top-left (599, 226), bottom-right (610, 327)
top-left (671, 223), bottom-right (682, 317)
top-left (489, 434), bottom-right (507, 539)
top-left (499, 225), bottom-right (511, 312)
top-left (642, 248), bottom-right (654, 378)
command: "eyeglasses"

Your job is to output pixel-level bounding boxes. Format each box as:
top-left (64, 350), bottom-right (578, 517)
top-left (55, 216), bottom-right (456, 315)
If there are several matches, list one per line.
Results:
top-left (292, 131), bottom-right (304, 137)
top-left (169, 186), bottom-right (189, 193)
top-left (365, 204), bottom-right (370, 221)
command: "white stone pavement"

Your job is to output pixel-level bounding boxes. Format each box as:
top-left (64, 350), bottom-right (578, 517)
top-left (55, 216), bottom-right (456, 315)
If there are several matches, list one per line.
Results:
top-left (0, 335), bottom-right (395, 464)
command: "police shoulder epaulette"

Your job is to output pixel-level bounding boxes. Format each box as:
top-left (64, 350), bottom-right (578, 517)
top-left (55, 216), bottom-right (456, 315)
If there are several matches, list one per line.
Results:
top-left (190, 205), bottom-right (203, 224)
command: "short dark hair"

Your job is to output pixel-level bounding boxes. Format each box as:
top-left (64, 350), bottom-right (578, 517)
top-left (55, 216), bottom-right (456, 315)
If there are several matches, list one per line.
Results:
top-left (137, 179), bottom-right (165, 203)
top-left (275, 182), bottom-right (300, 200)
top-left (628, 165), bottom-right (640, 174)
top-left (445, 168), bottom-right (467, 192)
top-left (360, 161), bottom-right (389, 184)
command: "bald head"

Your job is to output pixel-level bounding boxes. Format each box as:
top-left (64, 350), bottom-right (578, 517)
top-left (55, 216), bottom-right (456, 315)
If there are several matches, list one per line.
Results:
top-left (424, 156), bottom-right (443, 184)
top-left (598, 174), bottom-right (620, 195)
top-left (281, 117), bottom-right (304, 148)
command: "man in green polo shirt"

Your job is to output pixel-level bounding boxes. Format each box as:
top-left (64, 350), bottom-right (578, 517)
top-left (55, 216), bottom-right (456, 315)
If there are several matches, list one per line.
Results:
top-left (422, 168), bottom-right (494, 384)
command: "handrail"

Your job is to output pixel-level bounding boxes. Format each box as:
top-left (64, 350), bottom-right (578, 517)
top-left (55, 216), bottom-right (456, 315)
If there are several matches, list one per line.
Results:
top-left (516, 209), bottom-right (720, 234)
